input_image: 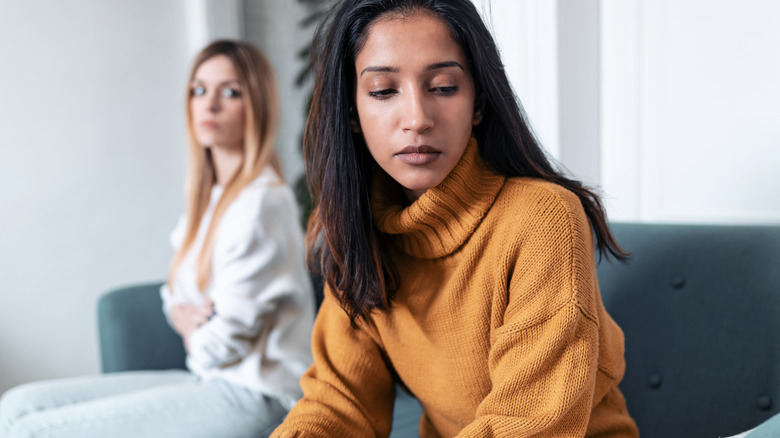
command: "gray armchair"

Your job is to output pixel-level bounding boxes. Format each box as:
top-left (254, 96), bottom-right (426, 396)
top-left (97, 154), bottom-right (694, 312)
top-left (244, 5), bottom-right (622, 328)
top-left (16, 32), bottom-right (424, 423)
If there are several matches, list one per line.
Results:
top-left (97, 223), bottom-right (780, 437)
top-left (96, 282), bottom-right (423, 437)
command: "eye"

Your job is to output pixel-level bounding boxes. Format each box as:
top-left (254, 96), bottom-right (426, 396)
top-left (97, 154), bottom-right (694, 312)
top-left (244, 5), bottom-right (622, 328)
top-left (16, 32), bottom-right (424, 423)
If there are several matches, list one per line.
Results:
top-left (430, 86), bottom-right (458, 96)
top-left (222, 88), bottom-right (242, 98)
top-left (368, 89), bottom-right (396, 99)
top-left (191, 85), bottom-right (206, 97)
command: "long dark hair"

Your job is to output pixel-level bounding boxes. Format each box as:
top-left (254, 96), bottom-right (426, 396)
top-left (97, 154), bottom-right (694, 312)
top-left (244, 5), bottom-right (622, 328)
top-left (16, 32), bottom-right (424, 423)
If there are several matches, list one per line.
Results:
top-left (306, 0), bottom-right (628, 325)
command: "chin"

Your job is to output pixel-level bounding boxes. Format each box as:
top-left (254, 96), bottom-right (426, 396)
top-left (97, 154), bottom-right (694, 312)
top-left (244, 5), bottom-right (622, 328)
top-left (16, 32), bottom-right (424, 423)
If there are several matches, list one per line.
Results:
top-left (418, 175), bottom-right (447, 190)
top-left (194, 135), bottom-right (213, 146)
top-left (400, 180), bottom-right (440, 195)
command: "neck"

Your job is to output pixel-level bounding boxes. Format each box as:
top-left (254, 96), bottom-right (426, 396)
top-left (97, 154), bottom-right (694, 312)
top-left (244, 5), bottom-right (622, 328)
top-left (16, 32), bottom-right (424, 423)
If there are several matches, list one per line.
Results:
top-left (371, 137), bottom-right (506, 259)
top-left (403, 187), bottom-right (426, 203)
top-left (209, 145), bottom-right (244, 186)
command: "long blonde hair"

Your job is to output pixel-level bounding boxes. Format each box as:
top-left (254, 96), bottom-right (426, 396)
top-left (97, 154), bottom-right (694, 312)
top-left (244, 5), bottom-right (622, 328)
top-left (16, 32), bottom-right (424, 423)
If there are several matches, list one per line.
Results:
top-left (168, 40), bottom-right (282, 292)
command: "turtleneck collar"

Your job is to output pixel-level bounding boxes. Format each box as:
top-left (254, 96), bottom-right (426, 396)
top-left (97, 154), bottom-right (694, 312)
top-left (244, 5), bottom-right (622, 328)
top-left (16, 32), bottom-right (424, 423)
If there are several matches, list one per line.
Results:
top-left (371, 138), bottom-right (506, 259)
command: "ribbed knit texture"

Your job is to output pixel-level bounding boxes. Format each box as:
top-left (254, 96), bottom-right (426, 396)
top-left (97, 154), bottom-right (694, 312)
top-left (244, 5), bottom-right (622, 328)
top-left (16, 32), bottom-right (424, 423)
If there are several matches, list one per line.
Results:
top-left (272, 140), bottom-right (638, 437)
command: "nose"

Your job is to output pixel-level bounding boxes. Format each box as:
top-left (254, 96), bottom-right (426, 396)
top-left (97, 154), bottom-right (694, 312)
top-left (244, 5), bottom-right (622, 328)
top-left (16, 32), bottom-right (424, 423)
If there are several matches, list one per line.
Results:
top-left (208, 90), bottom-right (220, 113)
top-left (401, 91), bottom-right (433, 133)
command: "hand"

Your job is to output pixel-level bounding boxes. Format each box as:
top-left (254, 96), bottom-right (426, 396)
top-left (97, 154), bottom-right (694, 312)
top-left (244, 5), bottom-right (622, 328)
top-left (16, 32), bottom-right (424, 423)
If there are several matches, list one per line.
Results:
top-left (170, 298), bottom-right (214, 352)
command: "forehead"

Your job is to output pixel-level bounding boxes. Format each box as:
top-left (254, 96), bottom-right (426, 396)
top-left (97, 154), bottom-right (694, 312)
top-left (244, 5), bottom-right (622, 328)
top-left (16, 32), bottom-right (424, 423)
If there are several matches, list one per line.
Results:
top-left (193, 54), bottom-right (239, 81)
top-left (355, 12), bottom-right (467, 71)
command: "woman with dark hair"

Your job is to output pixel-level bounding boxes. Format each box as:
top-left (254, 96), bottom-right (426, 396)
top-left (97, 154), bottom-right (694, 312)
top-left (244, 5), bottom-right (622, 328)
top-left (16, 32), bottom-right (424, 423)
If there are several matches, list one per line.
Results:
top-left (0, 40), bottom-right (315, 438)
top-left (272, 0), bottom-right (638, 436)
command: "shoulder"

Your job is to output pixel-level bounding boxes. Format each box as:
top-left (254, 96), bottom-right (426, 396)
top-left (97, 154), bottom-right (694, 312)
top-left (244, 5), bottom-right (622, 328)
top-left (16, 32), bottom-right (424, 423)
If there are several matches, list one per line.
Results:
top-left (496, 177), bottom-right (588, 230)
top-left (215, 167), bottom-right (303, 252)
top-left (489, 177), bottom-right (594, 274)
top-left (496, 179), bottom-right (600, 324)
top-left (225, 166), bottom-right (300, 228)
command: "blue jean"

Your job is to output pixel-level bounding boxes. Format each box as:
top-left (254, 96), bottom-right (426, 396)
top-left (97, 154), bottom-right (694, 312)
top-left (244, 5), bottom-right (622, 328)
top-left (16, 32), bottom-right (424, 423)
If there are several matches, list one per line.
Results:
top-left (744, 413), bottom-right (780, 438)
top-left (723, 414), bottom-right (780, 438)
top-left (0, 370), bottom-right (287, 438)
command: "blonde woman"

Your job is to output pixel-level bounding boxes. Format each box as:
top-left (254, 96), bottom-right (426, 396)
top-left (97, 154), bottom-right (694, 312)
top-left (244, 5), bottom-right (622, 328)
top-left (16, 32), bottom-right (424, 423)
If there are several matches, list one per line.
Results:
top-left (0, 40), bottom-right (315, 438)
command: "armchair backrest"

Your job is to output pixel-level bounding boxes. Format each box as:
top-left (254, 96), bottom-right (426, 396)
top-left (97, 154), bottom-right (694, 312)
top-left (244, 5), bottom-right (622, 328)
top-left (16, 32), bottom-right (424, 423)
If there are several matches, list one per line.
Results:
top-left (598, 223), bottom-right (780, 438)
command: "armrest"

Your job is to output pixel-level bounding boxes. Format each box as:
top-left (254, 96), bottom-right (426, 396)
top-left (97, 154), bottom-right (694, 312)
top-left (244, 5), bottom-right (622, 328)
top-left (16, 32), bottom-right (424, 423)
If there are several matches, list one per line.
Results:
top-left (97, 282), bottom-right (186, 373)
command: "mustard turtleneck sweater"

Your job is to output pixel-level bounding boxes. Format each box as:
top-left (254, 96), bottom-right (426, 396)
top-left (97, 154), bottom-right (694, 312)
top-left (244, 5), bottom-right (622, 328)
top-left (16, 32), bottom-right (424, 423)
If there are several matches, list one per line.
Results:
top-left (272, 140), bottom-right (638, 437)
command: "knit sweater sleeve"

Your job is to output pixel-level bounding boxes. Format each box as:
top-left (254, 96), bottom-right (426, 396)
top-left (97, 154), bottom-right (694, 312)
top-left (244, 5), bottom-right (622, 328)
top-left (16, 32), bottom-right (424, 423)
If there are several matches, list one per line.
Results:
top-left (457, 186), bottom-right (604, 437)
top-left (271, 287), bottom-right (396, 438)
top-left (188, 183), bottom-right (309, 369)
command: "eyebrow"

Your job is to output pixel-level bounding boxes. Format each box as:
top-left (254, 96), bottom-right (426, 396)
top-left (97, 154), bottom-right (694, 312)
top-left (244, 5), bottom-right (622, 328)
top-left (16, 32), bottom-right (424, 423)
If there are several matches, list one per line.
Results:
top-left (359, 61), bottom-right (464, 77)
top-left (191, 79), bottom-right (242, 87)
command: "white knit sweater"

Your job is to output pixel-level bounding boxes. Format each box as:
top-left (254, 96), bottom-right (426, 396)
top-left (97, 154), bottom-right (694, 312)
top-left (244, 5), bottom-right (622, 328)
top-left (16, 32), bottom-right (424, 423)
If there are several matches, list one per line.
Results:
top-left (160, 166), bottom-right (315, 410)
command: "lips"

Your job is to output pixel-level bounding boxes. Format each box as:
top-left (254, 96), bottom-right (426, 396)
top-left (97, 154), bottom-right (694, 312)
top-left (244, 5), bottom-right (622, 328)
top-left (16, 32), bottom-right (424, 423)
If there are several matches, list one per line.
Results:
top-left (200, 120), bottom-right (218, 129)
top-left (395, 145), bottom-right (442, 165)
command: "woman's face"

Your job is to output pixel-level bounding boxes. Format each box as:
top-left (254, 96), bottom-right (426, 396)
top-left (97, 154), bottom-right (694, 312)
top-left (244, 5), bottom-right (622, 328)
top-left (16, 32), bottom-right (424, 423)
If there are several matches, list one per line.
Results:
top-left (354, 11), bottom-right (480, 201)
top-left (189, 55), bottom-right (246, 150)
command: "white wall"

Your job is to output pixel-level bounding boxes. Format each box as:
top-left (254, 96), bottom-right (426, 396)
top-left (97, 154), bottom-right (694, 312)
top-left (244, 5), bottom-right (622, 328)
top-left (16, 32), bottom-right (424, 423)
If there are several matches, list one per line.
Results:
top-left (601, 0), bottom-right (780, 223)
top-left (478, 0), bottom-right (560, 159)
top-left (477, 0), bottom-right (600, 185)
top-left (486, 0), bottom-right (780, 224)
top-left (557, 0), bottom-right (601, 187)
top-left (0, 1), bottom-right (191, 394)
top-left (242, 0), bottom-right (313, 186)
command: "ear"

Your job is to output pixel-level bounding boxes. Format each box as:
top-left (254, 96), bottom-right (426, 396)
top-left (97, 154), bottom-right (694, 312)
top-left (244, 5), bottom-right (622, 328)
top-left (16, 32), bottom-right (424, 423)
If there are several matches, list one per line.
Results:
top-left (351, 118), bottom-right (362, 133)
top-left (349, 106), bottom-right (361, 133)
top-left (473, 93), bottom-right (485, 126)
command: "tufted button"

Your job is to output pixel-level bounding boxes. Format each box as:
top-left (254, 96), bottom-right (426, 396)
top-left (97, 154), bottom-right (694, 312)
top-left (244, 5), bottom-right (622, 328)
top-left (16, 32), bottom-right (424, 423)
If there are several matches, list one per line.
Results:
top-left (648, 374), bottom-right (663, 389)
top-left (758, 395), bottom-right (772, 410)
top-left (670, 275), bottom-right (686, 289)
